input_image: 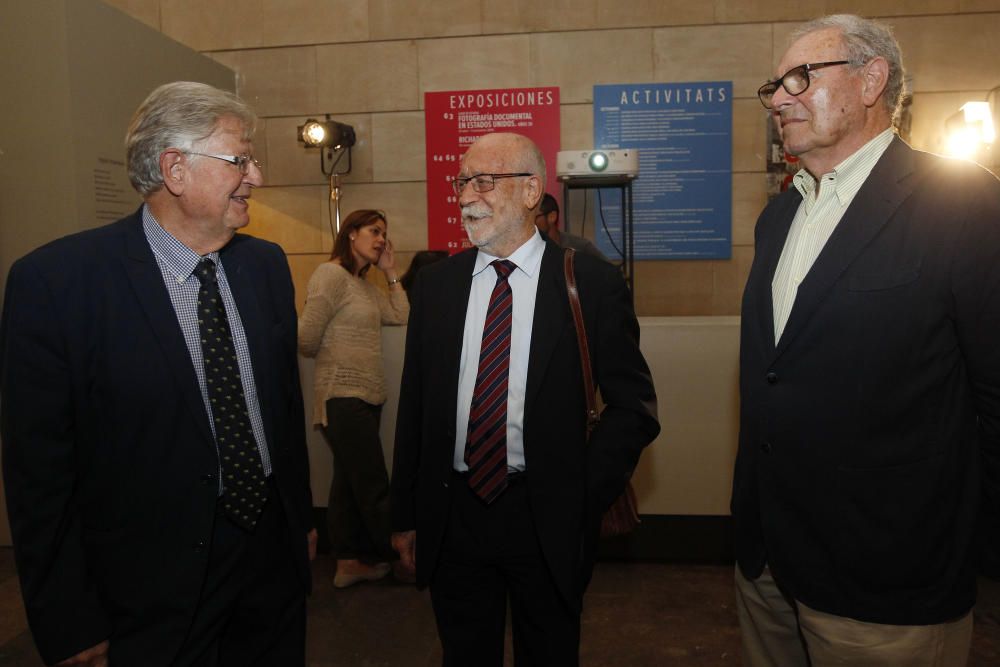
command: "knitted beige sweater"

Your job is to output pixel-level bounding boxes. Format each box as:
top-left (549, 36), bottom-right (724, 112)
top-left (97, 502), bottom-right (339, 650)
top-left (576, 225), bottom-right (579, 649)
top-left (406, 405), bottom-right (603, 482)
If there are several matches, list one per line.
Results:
top-left (298, 262), bottom-right (409, 426)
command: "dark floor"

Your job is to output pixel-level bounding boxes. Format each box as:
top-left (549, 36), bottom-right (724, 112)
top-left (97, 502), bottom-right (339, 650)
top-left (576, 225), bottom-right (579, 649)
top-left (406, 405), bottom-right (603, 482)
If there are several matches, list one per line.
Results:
top-left (0, 548), bottom-right (999, 665)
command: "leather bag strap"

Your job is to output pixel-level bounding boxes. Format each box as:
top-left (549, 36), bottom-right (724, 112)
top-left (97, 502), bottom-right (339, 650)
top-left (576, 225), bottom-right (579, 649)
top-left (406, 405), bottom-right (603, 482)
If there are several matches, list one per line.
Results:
top-left (563, 249), bottom-right (600, 433)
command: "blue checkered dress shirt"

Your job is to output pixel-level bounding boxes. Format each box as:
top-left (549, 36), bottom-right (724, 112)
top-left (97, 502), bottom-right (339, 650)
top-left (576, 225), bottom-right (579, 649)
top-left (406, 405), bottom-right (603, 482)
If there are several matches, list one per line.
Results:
top-left (141, 207), bottom-right (273, 490)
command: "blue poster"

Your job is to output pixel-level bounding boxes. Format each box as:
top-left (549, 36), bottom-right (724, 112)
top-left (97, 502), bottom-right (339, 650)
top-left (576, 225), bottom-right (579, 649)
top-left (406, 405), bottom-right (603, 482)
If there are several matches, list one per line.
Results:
top-left (593, 82), bottom-right (732, 260)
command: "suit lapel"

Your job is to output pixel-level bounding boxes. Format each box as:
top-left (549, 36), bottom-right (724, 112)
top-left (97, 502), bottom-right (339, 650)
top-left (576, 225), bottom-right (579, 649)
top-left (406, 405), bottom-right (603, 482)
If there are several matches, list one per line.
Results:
top-left (774, 138), bottom-right (918, 359)
top-left (121, 216), bottom-right (215, 445)
top-left (751, 192), bottom-right (801, 356)
top-left (438, 251), bottom-right (476, 428)
top-left (524, 242), bottom-right (570, 420)
top-left (219, 239), bottom-right (275, 442)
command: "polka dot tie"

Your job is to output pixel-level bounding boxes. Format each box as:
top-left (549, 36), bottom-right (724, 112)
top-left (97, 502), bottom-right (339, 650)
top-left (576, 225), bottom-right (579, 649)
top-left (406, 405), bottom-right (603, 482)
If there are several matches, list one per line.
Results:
top-left (195, 259), bottom-right (268, 531)
top-left (464, 259), bottom-right (516, 504)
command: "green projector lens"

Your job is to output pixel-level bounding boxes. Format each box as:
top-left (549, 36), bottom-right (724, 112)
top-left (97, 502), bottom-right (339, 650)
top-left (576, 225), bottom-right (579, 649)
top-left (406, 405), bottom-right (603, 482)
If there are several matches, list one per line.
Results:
top-left (588, 152), bottom-right (608, 171)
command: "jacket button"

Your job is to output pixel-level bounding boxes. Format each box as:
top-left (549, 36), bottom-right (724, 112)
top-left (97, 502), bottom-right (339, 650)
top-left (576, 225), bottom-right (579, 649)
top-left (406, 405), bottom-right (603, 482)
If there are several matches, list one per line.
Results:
top-left (194, 540), bottom-right (207, 553)
top-left (766, 372), bottom-right (778, 384)
top-left (761, 442), bottom-right (772, 453)
top-left (201, 473), bottom-right (216, 484)
top-left (443, 481), bottom-right (449, 489)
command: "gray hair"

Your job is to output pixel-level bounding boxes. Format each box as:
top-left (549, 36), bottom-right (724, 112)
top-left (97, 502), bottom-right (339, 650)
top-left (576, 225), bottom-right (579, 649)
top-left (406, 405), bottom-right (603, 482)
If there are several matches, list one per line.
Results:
top-left (790, 14), bottom-right (906, 123)
top-left (125, 81), bottom-right (256, 196)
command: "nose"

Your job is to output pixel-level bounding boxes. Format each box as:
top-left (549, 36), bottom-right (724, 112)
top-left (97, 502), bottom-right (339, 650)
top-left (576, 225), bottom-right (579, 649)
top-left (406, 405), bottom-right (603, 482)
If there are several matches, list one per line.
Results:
top-left (770, 83), bottom-right (796, 112)
top-left (244, 160), bottom-right (264, 187)
top-left (457, 180), bottom-right (479, 207)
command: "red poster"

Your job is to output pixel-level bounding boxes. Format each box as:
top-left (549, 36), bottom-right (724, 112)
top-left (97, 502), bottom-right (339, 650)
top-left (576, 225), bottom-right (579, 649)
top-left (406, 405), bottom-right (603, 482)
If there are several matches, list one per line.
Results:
top-left (425, 87), bottom-right (561, 253)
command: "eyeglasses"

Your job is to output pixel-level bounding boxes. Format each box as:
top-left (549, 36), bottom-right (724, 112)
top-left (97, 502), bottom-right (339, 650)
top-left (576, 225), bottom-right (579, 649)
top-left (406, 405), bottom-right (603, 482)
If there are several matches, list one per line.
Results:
top-left (757, 61), bottom-right (853, 109)
top-left (451, 172), bottom-right (533, 195)
top-left (185, 152), bottom-right (263, 174)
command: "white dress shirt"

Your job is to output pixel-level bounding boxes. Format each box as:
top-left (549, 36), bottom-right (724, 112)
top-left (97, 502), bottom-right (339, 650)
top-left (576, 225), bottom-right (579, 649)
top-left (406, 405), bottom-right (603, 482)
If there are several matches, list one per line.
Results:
top-left (772, 129), bottom-right (895, 342)
top-left (453, 230), bottom-right (546, 472)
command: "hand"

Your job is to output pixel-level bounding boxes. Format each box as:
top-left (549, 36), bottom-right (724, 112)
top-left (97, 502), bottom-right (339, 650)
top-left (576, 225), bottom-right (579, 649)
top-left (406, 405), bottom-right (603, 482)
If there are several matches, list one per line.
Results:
top-left (391, 530), bottom-right (416, 572)
top-left (377, 238), bottom-right (396, 274)
top-left (307, 528), bottom-right (318, 561)
top-left (54, 640), bottom-right (109, 667)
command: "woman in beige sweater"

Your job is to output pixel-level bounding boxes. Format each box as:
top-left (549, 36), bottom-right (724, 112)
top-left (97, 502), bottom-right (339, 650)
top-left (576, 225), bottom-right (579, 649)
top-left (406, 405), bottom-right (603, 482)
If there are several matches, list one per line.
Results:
top-left (298, 210), bottom-right (409, 587)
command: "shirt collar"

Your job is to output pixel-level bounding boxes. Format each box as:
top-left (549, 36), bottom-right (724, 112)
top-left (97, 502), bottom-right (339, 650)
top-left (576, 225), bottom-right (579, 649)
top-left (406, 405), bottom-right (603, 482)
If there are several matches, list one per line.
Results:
top-left (142, 205), bottom-right (219, 283)
top-left (792, 128), bottom-right (896, 206)
top-left (472, 228), bottom-right (546, 279)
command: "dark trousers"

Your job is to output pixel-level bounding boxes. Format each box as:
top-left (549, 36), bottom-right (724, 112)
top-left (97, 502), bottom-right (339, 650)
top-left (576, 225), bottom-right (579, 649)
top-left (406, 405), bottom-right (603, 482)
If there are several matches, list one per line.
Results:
top-left (322, 397), bottom-right (393, 561)
top-left (430, 472), bottom-right (581, 667)
top-left (169, 479), bottom-right (307, 666)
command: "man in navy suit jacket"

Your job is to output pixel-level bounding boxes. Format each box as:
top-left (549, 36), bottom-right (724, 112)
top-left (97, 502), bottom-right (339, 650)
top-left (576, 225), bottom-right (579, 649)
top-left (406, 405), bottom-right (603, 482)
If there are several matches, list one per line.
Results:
top-left (1, 82), bottom-right (315, 666)
top-left (732, 15), bottom-right (1000, 666)
top-left (390, 132), bottom-right (659, 665)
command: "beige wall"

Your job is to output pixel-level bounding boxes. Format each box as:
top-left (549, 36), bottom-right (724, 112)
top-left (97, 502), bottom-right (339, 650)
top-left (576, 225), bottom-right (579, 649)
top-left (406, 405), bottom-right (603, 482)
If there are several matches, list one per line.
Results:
top-left (301, 318), bottom-right (740, 514)
top-left (105, 0), bottom-right (1000, 316)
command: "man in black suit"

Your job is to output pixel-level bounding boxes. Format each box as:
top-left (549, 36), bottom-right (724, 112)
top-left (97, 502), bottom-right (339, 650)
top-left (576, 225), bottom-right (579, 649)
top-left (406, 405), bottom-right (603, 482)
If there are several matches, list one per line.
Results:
top-left (1, 82), bottom-right (315, 666)
top-left (390, 132), bottom-right (658, 665)
top-left (732, 14), bottom-right (1000, 665)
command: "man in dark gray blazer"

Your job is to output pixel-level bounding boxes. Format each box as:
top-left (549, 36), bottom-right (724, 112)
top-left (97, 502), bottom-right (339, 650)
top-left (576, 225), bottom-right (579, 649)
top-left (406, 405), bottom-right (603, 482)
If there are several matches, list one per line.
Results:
top-left (1, 82), bottom-right (315, 666)
top-left (732, 14), bottom-right (1000, 666)
top-left (390, 132), bottom-right (659, 666)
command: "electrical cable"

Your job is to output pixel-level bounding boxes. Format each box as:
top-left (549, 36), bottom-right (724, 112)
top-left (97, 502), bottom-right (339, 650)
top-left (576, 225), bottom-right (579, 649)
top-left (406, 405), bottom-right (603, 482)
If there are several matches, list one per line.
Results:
top-left (596, 188), bottom-right (625, 263)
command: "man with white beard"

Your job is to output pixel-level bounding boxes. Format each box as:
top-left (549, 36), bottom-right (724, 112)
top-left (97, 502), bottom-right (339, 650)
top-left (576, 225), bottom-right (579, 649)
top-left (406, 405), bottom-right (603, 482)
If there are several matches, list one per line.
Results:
top-left (390, 132), bottom-right (659, 665)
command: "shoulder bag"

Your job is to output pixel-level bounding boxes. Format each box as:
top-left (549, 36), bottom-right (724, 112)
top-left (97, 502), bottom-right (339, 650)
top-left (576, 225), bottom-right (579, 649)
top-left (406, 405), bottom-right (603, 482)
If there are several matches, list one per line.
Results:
top-left (563, 248), bottom-right (640, 538)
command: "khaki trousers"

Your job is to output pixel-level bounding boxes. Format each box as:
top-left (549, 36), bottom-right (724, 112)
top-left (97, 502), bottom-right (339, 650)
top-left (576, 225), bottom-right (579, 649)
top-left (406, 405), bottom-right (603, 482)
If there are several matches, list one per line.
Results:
top-left (735, 566), bottom-right (973, 667)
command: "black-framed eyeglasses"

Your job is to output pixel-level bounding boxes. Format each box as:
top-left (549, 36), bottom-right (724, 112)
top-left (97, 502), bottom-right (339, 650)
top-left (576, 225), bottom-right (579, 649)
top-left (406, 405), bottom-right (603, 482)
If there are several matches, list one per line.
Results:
top-left (451, 172), bottom-right (533, 195)
top-left (757, 61), bottom-right (853, 109)
top-left (186, 151), bottom-right (263, 174)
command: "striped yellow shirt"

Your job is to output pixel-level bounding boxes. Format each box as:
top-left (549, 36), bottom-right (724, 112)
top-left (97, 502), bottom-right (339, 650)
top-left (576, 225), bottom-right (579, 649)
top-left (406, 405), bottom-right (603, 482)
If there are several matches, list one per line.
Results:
top-left (771, 128), bottom-right (895, 342)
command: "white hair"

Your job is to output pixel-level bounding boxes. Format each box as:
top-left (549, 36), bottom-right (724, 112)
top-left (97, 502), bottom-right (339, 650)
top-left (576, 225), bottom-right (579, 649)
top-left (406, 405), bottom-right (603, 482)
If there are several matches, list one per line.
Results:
top-left (125, 81), bottom-right (256, 196)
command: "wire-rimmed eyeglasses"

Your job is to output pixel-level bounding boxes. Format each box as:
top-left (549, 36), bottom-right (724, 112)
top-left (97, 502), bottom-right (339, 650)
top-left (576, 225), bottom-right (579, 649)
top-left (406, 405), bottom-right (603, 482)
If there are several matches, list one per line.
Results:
top-left (451, 172), bottom-right (533, 195)
top-left (757, 61), bottom-right (853, 109)
top-left (186, 151), bottom-right (263, 174)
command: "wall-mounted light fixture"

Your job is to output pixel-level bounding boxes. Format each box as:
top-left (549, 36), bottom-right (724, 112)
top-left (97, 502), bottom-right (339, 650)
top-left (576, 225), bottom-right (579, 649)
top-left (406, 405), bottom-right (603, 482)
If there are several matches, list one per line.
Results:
top-left (942, 87), bottom-right (999, 170)
top-left (297, 115), bottom-right (356, 233)
top-left (944, 101), bottom-right (995, 160)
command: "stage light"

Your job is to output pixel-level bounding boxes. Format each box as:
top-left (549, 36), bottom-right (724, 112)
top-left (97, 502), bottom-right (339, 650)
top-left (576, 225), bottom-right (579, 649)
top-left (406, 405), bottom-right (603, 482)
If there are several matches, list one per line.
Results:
top-left (296, 116), bottom-right (356, 233)
top-left (297, 118), bottom-right (356, 150)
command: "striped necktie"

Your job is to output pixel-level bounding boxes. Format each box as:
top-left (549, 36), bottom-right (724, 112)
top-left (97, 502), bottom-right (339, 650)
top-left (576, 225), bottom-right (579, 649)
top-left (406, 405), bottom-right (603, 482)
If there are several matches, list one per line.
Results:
top-left (465, 259), bottom-right (516, 503)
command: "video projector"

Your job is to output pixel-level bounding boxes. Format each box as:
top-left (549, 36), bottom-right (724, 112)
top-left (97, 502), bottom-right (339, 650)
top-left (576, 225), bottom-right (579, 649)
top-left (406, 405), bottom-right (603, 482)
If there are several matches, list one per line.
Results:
top-left (556, 149), bottom-right (639, 180)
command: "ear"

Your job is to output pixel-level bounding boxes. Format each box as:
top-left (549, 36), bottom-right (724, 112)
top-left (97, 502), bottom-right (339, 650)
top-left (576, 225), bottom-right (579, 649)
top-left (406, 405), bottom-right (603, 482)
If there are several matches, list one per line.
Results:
top-left (522, 175), bottom-right (543, 211)
top-left (861, 57), bottom-right (890, 109)
top-left (160, 149), bottom-right (186, 196)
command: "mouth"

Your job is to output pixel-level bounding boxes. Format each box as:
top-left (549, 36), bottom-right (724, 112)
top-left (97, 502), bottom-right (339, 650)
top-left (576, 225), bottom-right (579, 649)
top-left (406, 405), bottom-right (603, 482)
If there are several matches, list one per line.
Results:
top-left (231, 194), bottom-right (250, 207)
top-left (461, 204), bottom-right (492, 222)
